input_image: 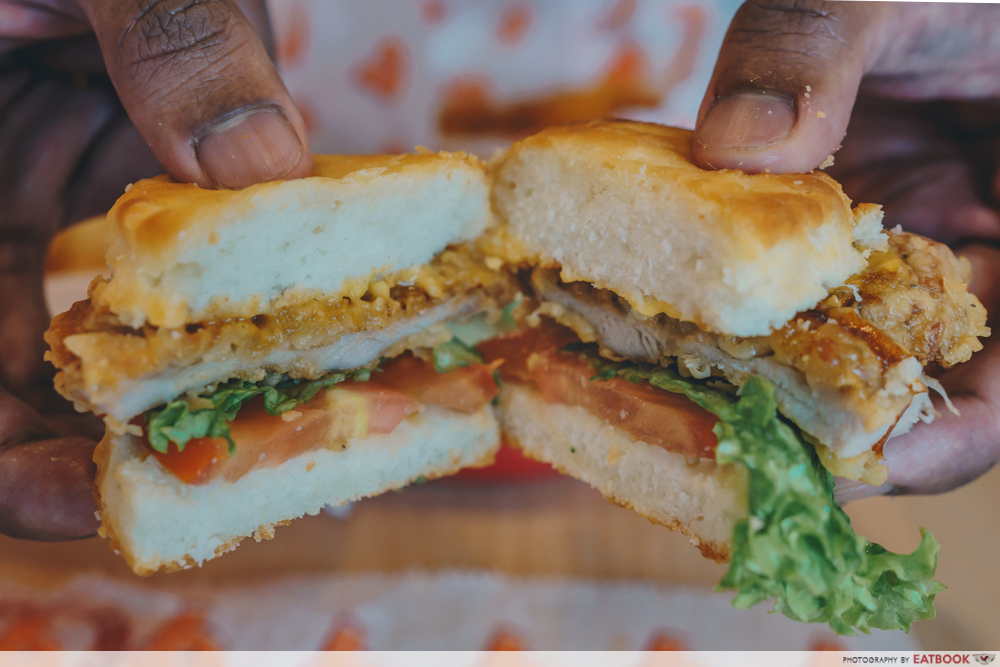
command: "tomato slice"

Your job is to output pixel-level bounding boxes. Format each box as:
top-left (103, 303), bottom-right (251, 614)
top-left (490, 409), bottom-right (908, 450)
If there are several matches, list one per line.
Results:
top-left (150, 437), bottom-right (229, 485)
top-left (150, 388), bottom-right (420, 485)
top-left (147, 355), bottom-right (499, 485)
top-left (327, 383), bottom-right (422, 434)
top-left (369, 353), bottom-right (500, 414)
top-left (476, 322), bottom-right (579, 384)
top-left (142, 612), bottom-right (220, 651)
top-left (0, 616), bottom-right (62, 651)
top-left (479, 325), bottom-right (719, 459)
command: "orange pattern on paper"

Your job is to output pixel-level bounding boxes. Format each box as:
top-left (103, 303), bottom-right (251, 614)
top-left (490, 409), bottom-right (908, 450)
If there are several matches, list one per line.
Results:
top-left (353, 37), bottom-right (410, 103)
top-left (143, 611), bottom-right (220, 651)
top-left (321, 619), bottom-right (367, 650)
top-left (484, 628), bottom-right (526, 650)
top-left (438, 4), bottom-right (707, 138)
top-left (0, 604), bottom-right (131, 650)
top-left (294, 95), bottom-right (320, 136)
top-left (276, 0), bottom-right (311, 68)
top-left (597, 0), bottom-right (637, 31)
top-left (421, 0), bottom-right (447, 24)
top-left (0, 615), bottom-right (60, 650)
top-left (603, 41), bottom-right (648, 86)
top-left (437, 40), bottom-right (654, 138)
top-left (497, 4), bottom-right (533, 45)
top-left (658, 5), bottom-right (708, 93)
top-left (643, 630), bottom-right (687, 651)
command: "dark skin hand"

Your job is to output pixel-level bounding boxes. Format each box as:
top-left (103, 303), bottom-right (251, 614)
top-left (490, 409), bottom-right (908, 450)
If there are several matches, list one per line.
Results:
top-left (0, 0), bottom-right (311, 539)
top-left (693, 1), bottom-right (1000, 499)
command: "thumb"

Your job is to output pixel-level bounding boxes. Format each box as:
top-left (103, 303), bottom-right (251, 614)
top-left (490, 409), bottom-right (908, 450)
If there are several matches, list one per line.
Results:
top-left (80, 0), bottom-right (312, 189)
top-left (692, 0), bottom-right (890, 174)
top-left (835, 244), bottom-right (1000, 503)
top-left (0, 389), bottom-right (100, 541)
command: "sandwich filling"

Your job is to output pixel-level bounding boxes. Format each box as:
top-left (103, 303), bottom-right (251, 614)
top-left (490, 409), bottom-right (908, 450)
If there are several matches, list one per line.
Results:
top-left (46, 245), bottom-right (514, 423)
top-left (481, 319), bottom-right (944, 635)
top-left (141, 345), bottom-right (500, 486)
top-left (480, 323), bottom-right (718, 459)
top-left (504, 229), bottom-right (987, 483)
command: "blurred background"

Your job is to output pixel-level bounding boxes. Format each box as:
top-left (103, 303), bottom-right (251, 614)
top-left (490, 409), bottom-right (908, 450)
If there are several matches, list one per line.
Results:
top-left (2, 0), bottom-right (997, 651)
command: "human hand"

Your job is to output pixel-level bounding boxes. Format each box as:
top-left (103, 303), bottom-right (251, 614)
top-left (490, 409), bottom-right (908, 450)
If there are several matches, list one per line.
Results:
top-left (0, 0), bottom-right (312, 539)
top-left (692, 1), bottom-right (1000, 498)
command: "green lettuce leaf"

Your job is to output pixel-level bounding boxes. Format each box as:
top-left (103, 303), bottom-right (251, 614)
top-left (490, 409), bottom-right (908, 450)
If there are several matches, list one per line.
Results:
top-left (438, 305), bottom-right (522, 371)
top-left (572, 348), bottom-right (944, 635)
top-left (144, 368), bottom-right (372, 455)
top-left (432, 338), bottom-right (484, 373)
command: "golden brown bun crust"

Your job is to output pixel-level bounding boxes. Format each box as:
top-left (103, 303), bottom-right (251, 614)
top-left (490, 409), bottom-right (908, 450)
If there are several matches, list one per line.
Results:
top-left (46, 216), bottom-right (107, 273)
top-left (489, 120), bottom-right (884, 336)
top-left (95, 150), bottom-right (491, 329)
top-left (107, 152), bottom-right (481, 258)
top-left (502, 120), bottom-right (856, 250)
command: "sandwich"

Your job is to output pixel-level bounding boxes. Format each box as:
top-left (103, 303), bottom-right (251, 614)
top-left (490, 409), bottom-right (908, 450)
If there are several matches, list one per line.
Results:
top-left (44, 119), bottom-right (988, 635)
top-left (478, 120), bottom-right (990, 634)
top-left (46, 151), bottom-right (513, 575)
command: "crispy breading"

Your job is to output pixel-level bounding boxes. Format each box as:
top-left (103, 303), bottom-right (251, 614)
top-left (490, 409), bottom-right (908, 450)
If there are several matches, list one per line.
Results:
top-left (765, 230), bottom-right (988, 402)
top-left (46, 246), bottom-right (516, 419)
top-left (526, 229), bottom-right (988, 467)
top-left (543, 229), bottom-right (986, 408)
top-left (828, 230), bottom-right (989, 368)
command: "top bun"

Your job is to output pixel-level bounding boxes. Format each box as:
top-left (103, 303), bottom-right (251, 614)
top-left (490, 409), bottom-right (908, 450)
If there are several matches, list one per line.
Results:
top-left (94, 151), bottom-right (491, 329)
top-left (490, 120), bottom-right (886, 336)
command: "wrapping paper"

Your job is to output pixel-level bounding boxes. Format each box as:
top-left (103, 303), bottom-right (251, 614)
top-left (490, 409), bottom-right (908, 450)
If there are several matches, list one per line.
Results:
top-left (0, 572), bottom-right (917, 650)
top-left (265, 0), bottom-right (742, 155)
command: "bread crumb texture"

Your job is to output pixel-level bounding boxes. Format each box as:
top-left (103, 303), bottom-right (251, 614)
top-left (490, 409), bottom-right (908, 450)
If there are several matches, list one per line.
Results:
top-left (489, 120), bottom-right (886, 336)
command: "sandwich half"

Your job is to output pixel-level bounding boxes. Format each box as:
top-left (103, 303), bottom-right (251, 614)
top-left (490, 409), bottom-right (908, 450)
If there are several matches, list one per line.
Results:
top-left (480, 120), bottom-right (989, 633)
top-left (46, 151), bottom-right (512, 575)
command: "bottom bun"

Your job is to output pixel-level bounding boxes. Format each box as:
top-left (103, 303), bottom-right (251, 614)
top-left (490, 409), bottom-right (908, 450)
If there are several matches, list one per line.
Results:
top-left (495, 384), bottom-right (746, 561)
top-left (95, 406), bottom-right (500, 575)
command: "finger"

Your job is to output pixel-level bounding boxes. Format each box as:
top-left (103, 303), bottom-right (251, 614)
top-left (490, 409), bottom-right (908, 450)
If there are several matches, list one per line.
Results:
top-left (863, 5), bottom-right (1000, 100)
top-left (0, 2), bottom-right (89, 44)
top-left (838, 244), bottom-right (1000, 501)
top-left (833, 477), bottom-right (885, 504)
top-left (1, 37), bottom-right (162, 231)
top-left (233, 0), bottom-right (274, 57)
top-left (0, 390), bottom-right (99, 541)
top-left (78, 0), bottom-right (312, 189)
top-left (0, 241), bottom-right (49, 394)
top-left (692, 0), bottom-right (889, 173)
top-left (829, 99), bottom-right (1000, 244)
top-left (835, 390), bottom-right (1000, 503)
top-left (11, 31), bottom-right (109, 74)
top-left (885, 391), bottom-right (1000, 497)
top-left (962, 244), bottom-right (1000, 316)
top-left (62, 111), bottom-right (161, 224)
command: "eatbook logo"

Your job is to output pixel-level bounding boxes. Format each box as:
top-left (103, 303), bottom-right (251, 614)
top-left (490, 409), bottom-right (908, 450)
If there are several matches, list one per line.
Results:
top-left (974, 656), bottom-right (995, 665)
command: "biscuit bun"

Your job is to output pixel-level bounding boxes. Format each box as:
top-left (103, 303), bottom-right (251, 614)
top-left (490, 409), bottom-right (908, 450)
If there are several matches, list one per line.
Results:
top-left (489, 120), bottom-right (886, 337)
top-left (495, 384), bottom-right (744, 561)
top-left (96, 405), bottom-right (499, 575)
top-left (96, 151), bottom-right (492, 329)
